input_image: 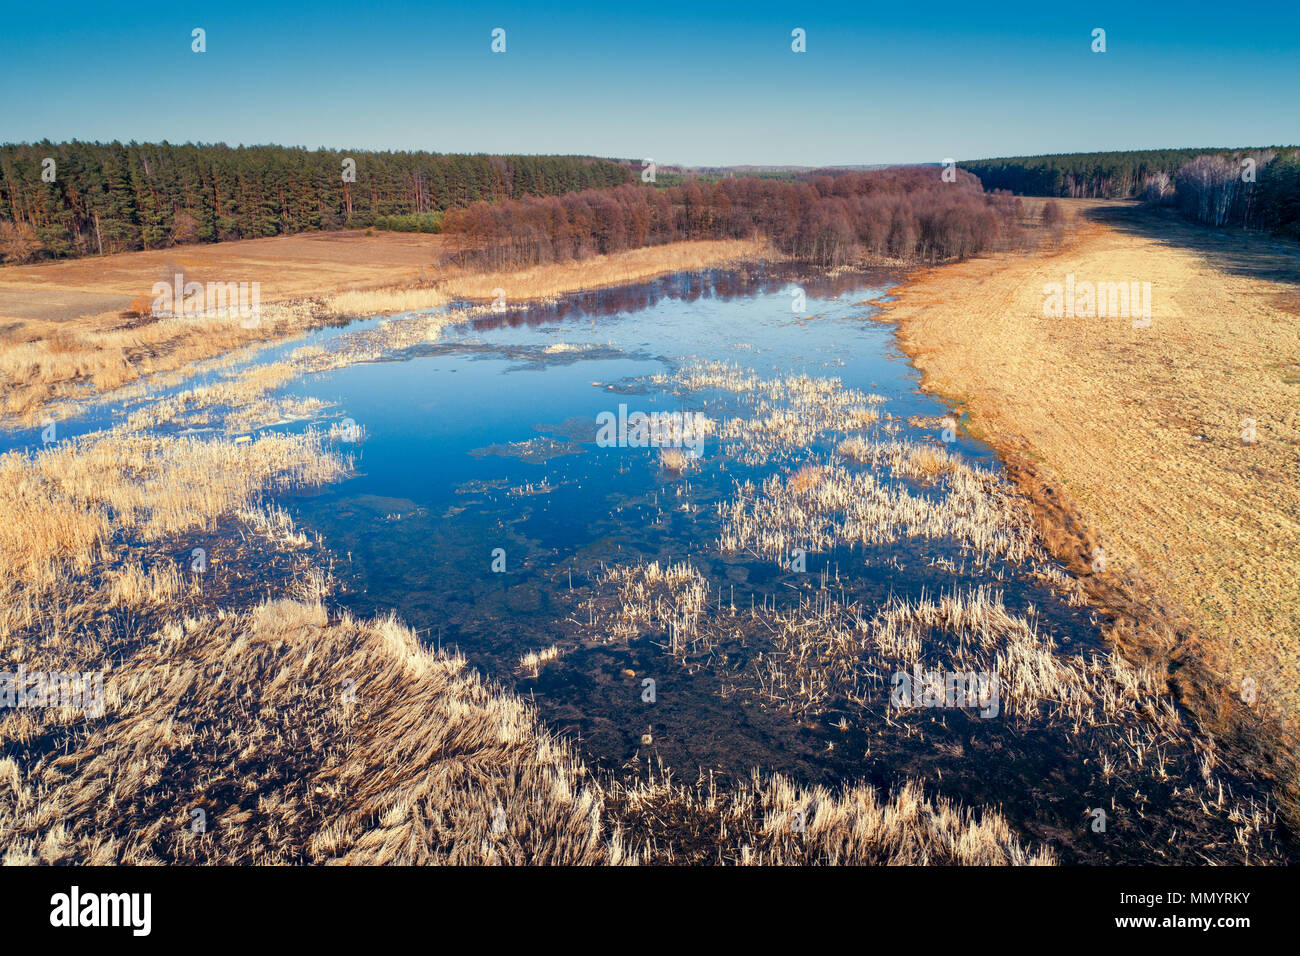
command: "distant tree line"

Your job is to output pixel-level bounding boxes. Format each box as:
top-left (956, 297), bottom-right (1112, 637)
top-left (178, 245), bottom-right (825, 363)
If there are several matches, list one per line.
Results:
top-left (0, 142), bottom-right (634, 262)
top-left (961, 147), bottom-right (1300, 238)
top-left (960, 149), bottom-right (1239, 199)
top-left (442, 167), bottom-right (1023, 269)
top-left (1159, 152), bottom-right (1300, 235)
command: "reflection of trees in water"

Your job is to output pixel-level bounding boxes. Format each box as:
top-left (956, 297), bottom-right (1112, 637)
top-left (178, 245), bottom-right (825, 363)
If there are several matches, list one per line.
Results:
top-left (464, 265), bottom-right (896, 334)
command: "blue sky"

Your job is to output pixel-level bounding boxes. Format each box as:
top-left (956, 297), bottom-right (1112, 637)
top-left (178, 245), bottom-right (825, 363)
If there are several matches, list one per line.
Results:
top-left (2, 1), bottom-right (1297, 165)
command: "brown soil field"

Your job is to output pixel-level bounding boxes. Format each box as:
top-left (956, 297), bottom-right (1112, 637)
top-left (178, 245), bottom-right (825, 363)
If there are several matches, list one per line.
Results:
top-left (880, 199), bottom-right (1300, 781)
top-left (0, 230), bottom-right (444, 321)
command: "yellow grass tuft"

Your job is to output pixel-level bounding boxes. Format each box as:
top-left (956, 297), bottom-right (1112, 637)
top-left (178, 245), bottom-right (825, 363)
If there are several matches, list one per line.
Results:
top-left (658, 447), bottom-right (689, 473)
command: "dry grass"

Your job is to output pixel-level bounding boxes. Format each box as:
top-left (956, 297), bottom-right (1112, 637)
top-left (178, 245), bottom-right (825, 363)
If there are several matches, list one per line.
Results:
top-left (0, 595), bottom-right (1053, 865)
top-left (0, 425), bottom-right (352, 660)
top-left (589, 562), bottom-right (1111, 721)
top-left (103, 559), bottom-right (193, 609)
top-left (517, 645), bottom-right (562, 678)
top-left (719, 457), bottom-right (1035, 567)
top-left (658, 447), bottom-right (690, 473)
top-left (0, 598), bottom-right (615, 864)
top-left (608, 768), bottom-right (1054, 865)
top-left (786, 463), bottom-right (825, 494)
top-left (438, 239), bottom-right (776, 304)
top-left (122, 361), bottom-right (309, 432)
top-left (0, 428), bottom-right (349, 591)
top-left (576, 559), bottom-right (1285, 862)
top-left (318, 285), bottom-right (450, 318)
top-left (0, 230), bottom-right (441, 308)
top-left (879, 199), bottom-right (1300, 772)
top-left (657, 360), bottom-right (890, 467)
top-left (0, 307), bottom-right (316, 428)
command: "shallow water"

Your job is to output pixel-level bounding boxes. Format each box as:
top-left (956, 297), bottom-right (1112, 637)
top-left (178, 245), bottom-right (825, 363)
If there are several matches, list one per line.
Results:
top-left (22, 265), bottom-right (1284, 862)
top-left (265, 268), bottom-right (1230, 854)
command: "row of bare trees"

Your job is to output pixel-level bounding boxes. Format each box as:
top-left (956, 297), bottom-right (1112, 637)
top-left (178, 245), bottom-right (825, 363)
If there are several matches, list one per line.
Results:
top-left (966, 146), bottom-right (1300, 239)
top-left (1155, 151), bottom-right (1298, 232)
top-left (442, 168), bottom-right (1023, 269)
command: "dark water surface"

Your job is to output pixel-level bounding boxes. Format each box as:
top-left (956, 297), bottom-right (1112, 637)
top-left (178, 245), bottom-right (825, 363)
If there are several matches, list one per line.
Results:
top-left (271, 269), bottom-right (1185, 852)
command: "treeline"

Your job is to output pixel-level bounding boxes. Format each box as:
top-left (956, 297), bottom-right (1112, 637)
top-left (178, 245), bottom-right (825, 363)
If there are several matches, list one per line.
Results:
top-left (0, 142), bottom-right (634, 261)
top-left (961, 147), bottom-right (1300, 238)
top-left (442, 167), bottom-right (1023, 269)
top-left (960, 148), bottom-right (1251, 199)
top-left (1156, 152), bottom-right (1300, 236)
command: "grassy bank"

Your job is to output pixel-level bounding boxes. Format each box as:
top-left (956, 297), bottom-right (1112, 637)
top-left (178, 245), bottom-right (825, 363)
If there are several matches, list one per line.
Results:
top-left (877, 198), bottom-right (1300, 822)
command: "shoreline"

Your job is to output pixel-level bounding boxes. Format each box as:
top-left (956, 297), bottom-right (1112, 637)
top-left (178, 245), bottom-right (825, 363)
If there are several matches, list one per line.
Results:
top-left (873, 205), bottom-right (1300, 829)
top-left (0, 237), bottom-right (781, 431)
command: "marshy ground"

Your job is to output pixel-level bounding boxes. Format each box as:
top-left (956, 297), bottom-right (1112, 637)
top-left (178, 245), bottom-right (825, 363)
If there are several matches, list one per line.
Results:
top-left (881, 199), bottom-right (1300, 822)
top-left (1, 228), bottom-right (1295, 865)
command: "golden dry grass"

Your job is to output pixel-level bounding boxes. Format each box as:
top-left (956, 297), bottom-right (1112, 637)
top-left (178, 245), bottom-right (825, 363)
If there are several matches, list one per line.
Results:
top-left (786, 463), bottom-right (825, 494)
top-left (608, 768), bottom-right (1055, 865)
top-left (318, 285), bottom-right (450, 318)
top-left (0, 596), bottom-right (1052, 865)
top-left (879, 200), bottom-right (1300, 752)
top-left (0, 426), bottom-right (352, 657)
top-left (578, 559), bottom-right (1284, 862)
top-left (658, 447), bottom-right (690, 473)
top-left (0, 598), bottom-right (614, 865)
top-left (0, 230), bottom-right (441, 307)
top-left (719, 456), bottom-right (1035, 567)
top-left (0, 311), bottom-right (305, 426)
top-left (0, 429), bottom-right (349, 591)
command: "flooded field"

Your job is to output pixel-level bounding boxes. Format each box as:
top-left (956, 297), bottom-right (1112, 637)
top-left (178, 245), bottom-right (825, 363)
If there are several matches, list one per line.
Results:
top-left (144, 266), bottom-right (1277, 864)
top-left (2, 266), bottom-right (1290, 865)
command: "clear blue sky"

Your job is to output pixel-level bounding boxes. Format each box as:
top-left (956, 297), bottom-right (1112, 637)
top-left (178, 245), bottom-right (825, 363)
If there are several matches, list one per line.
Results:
top-left (2, 1), bottom-right (1297, 166)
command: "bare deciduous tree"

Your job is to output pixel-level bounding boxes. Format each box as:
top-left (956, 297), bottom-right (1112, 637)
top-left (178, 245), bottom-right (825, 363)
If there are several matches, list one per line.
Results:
top-left (0, 220), bottom-right (44, 264)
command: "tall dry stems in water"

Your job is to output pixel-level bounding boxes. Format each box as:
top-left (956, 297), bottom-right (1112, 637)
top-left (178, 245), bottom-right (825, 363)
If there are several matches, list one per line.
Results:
top-left (0, 429), bottom-right (350, 591)
top-left (0, 597), bottom-right (1052, 865)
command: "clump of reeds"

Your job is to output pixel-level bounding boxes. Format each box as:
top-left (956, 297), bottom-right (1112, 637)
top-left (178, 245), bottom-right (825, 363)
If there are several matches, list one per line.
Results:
top-left (104, 558), bottom-right (192, 608)
top-left (786, 464), bottom-right (825, 494)
top-left (653, 360), bottom-right (888, 467)
top-left (717, 460), bottom-right (1035, 568)
top-left (0, 427), bottom-right (350, 593)
top-left (606, 767), bottom-right (1054, 865)
top-left (319, 286), bottom-right (450, 319)
top-left (122, 360), bottom-right (335, 434)
top-left (0, 598), bottom-right (615, 865)
top-left (236, 503), bottom-right (314, 549)
top-left (0, 423), bottom-right (352, 655)
top-left (518, 645), bottom-right (562, 677)
top-left (659, 447), bottom-right (690, 473)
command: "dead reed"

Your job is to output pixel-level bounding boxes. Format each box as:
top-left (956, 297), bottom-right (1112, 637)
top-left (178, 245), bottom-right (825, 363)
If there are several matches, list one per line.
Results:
top-left (575, 559), bottom-right (1285, 862)
top-left (1, 596), bottom-right (1052, 865)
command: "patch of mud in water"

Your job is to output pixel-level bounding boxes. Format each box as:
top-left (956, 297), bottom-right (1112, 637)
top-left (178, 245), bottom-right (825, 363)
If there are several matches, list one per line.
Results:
top-left (469, 436), bottom-right (586, 464)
